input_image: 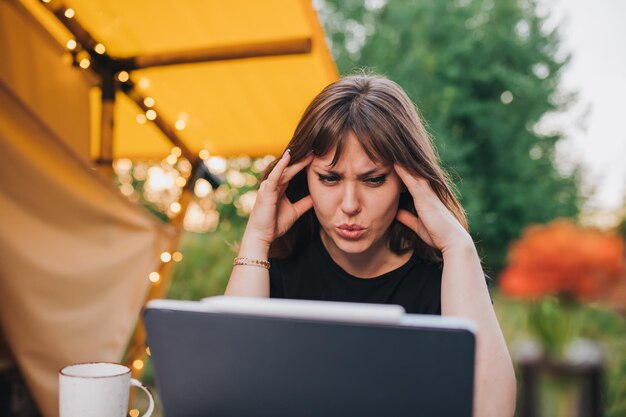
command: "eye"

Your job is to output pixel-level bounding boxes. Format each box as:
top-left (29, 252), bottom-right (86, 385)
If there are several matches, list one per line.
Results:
top-left (318, 174), bottom-right (340, 185)
top-left (364, 175), bottom-right (387, 187)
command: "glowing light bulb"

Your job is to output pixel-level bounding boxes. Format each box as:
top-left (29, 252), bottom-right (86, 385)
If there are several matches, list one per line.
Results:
top-left (136, 114), bottom-right (147, 124)
top-left (145, 110), bottom-right (157, 120)
top-left (66, 39), bottom-right (77, 50)
top-left (117, 71), bottom-right (130, 82)
top-left (132, 360), bottom-right (144, 370)
top-left (172, 252), bottom-right (183, 262)
top-left (175, 176), bottom-right (186, 187)
top-left (171, 147), bottom-right (182, 157)
top-left (79, 58), bottom-right (90, 69)
top-left (64, 8), bottom-right (75, 18)
top-left (149, 272), bottom-right (160, 283)
top-left (166, 154), bottom-right (177, 165)
top-left (129, 410), bottom-right (140, 417)
top-left (143, 97), bottom-right (155, 108)
top-left (199, 149), bottom-right (210, 160)
top-left (94, 43), bottom-right (106, 54)
top-left (160, 252), bottom-right (172, 262)
top-left (170, 202), bottom-right (182, 213)
top-left (174, 120), bottom-right (186, 131)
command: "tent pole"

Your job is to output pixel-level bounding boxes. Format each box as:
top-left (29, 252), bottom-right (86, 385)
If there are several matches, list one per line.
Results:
top-left (97, 69), bottom-right (116, 177)
top-left (118, 37), bottom-right (312, 70)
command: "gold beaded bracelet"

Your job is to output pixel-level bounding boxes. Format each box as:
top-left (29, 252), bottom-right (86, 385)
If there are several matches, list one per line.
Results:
top-left (233, 257), bottom-right (270, 270)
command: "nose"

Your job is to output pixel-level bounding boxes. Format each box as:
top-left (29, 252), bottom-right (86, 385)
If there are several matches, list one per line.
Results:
top-left (341, 182), bottom-right (361, 215)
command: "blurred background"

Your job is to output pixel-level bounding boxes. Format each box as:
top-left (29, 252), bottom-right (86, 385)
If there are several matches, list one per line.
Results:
top-left (1, 0), bottom-right (625, 416)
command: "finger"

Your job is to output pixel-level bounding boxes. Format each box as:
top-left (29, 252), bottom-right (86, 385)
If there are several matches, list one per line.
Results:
top-left (266, 149), bottom-right (292, 184)
top-left (291, 195), bottom-right (313, 219)
top-left (395, 209), bottom-right (419, 234)
top-left (394, 164), bottom-right (446, 211)
top-left (279, 153), bottom-right (314, 185)
top-left (276, 195), bottom-right (313, 238)
top-left (393, 164), bottom-right (429, 194)
top-left (396, 209), bottom-right (435, 247)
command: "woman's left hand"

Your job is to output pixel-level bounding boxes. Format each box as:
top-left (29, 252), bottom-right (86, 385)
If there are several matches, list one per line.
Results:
top-left (393, 164), bottom-right (472, 254)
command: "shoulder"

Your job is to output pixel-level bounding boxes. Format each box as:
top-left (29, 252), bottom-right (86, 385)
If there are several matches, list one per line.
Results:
top-left (408, 254), bottom-right (443, 282)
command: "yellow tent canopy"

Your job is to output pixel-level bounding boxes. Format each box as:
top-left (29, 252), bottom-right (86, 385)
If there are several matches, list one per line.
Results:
top-left (21, 0), bottom-right (338, 161)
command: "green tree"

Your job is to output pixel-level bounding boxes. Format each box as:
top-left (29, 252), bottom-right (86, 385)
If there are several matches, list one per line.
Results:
top-left (318, 0), bottom-right (582, 272)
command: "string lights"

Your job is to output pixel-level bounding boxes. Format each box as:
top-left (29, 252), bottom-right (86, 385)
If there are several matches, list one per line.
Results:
top-left (175, 176), bottom-right (186, 187)
top-left (174, 119), bottom-right (186, 131)
top-left (94, 43), bottom-right (106, 54)
top-left (148, 272), bottom-right (160, 283)
top-left (117, 71), bottom-right (130, 82)
top-left (145, 109), bottom-right (157, 120)
top-left (170, 202), bottom-right (182, 213)
top-left (64, 8), bottom-right (75, 18)
top-left (78, 57), bottom-right (90, 69)
top-left (166, 154), bottom-right (178, 165)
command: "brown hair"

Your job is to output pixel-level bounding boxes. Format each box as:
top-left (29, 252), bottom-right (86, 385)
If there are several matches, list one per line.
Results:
top-left (266, 74), bottom-right (467, 261)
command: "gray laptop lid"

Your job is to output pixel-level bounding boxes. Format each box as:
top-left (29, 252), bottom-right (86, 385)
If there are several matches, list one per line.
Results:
top-left (144, 299), bottom-right (475, 417)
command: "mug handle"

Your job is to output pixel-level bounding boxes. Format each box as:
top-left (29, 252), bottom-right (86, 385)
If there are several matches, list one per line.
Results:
top-left (130, 378), bottom-right (155, 417)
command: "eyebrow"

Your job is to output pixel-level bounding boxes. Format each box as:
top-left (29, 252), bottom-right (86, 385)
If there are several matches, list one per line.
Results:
top-left (313, 168), bottom-right (388, 179)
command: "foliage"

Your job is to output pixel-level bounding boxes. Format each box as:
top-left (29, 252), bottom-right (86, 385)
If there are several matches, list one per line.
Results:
top-left (167, 221), bottom-right (245, 300)
top-left (317, 0), bottom-right (582, 272)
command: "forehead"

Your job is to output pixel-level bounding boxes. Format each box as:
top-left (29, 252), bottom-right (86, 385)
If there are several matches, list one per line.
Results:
top-left (311, 133), bottom-right (389, 171)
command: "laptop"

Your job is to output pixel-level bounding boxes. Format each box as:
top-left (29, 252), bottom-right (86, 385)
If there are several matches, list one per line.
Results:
top-left (144, 297), bottom-right (476, 417)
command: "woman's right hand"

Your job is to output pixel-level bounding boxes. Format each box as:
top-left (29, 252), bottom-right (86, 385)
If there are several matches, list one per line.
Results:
top-left (243, 149), bottom-right (314, 248)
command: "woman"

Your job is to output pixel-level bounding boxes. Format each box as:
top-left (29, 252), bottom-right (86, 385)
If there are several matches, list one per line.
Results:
top-left (225, 75), bottom-right (516, 417)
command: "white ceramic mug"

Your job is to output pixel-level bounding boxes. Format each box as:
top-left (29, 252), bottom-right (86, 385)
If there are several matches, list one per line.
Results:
top-left (59, 362), bottom-right (154, 417)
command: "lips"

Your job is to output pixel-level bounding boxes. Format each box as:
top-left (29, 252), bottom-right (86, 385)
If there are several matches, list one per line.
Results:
top-left (336, 224), bottom-right (366, 239)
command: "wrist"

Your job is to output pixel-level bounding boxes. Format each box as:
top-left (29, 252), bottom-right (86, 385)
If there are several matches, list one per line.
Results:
top-left (239, 229), bottom-right (271, 259)
top-left (441, 235), bottom-right (476, 259)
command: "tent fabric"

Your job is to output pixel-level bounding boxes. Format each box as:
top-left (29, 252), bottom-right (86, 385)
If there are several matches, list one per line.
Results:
top-left (19, 0), bottom-right (339, 159)
top-left (0, 79), bottom-right (175, 417)
top-left (0, 0), bottom-right (97, 161)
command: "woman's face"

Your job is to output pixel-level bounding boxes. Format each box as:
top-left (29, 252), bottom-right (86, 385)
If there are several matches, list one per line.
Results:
top-left (307, 131), bottom-right (403, 256)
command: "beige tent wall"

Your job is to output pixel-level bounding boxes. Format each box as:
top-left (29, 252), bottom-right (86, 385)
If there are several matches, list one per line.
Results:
top-left (0, 80), bottom-right (175, 417)
top-left (0, 3), bottom-right (176, 416)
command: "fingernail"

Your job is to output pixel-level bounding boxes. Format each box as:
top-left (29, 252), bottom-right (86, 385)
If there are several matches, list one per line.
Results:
top-left (282, 149), bottom-right (291, 159)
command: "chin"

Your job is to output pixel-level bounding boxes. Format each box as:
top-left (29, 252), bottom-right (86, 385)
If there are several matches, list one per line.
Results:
top-left (328, 234), bottom-right (374, 255)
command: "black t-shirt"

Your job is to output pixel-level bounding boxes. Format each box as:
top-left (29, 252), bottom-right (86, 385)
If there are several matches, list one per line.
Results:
top-left (269, 234), bottom-right (443, 315)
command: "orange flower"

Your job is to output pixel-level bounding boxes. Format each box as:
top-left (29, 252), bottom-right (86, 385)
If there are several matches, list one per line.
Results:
top-left (500, 219), bottom-right (625, 301)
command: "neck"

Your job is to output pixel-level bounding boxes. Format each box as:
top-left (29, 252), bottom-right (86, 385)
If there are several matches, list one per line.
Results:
top-left (319, 230), bottom-right (412, 279)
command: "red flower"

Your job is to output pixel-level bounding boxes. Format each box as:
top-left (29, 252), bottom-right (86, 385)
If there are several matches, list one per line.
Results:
top-left (500, 220), bottom-right (625, 301)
